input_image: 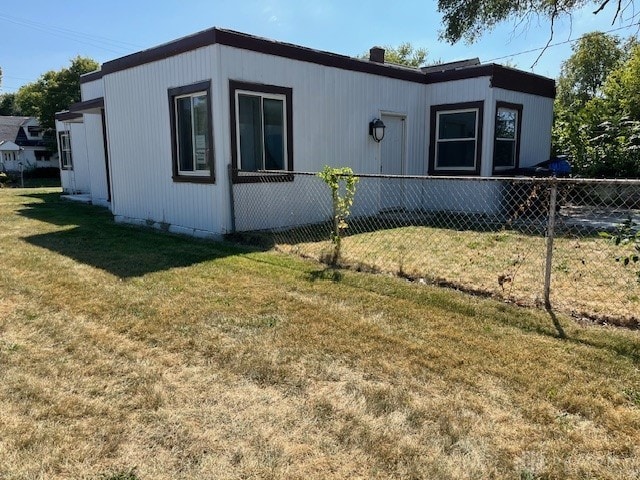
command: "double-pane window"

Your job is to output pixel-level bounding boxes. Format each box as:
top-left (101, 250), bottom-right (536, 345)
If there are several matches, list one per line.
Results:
top-left (435, 109), bottom-right (479, 171)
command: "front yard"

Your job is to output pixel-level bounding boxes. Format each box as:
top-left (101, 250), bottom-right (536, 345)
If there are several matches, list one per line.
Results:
top-left (0, 188), bottom-right (639, 479)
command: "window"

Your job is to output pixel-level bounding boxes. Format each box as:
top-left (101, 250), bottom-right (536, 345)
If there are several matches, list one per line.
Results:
top-left (58, 131), bottom-right (73, 169)
top-left (35, 150), bottom-right (51, 161)
top-left (429, 101), bottom-right (483, 175)
top-left (493, 102), bottom-right (522, 172)
top-left (230, 80), bottom-right (293, 183)
top-left (168, 81), bottom-right (214, 183)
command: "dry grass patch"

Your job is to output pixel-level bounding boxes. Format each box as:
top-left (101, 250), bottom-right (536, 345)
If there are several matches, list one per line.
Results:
top-left (277, 223), bottom-right (639, 323)
top-left (0, 188), bottom-right (639, 479)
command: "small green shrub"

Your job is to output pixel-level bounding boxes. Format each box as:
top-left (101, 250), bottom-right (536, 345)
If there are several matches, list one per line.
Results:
top-left (317, 165), bottom-right (358, 265)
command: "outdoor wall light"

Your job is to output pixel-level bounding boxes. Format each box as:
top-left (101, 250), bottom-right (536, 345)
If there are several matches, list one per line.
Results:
top-left (369, 118), bottom-right (386, 142)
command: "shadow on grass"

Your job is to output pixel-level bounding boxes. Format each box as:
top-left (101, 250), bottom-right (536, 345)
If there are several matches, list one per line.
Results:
top-left (524, 308), bottom-right (639, 365)
top-left (18, 192), bottom-right (257, 278)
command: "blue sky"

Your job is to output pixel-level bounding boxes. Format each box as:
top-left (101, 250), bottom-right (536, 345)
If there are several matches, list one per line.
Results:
top-left (1, 0), bottom-right (638, 93)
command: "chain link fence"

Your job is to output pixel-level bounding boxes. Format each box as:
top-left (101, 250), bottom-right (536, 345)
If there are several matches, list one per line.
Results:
top-left (231, 171), bottom-right (640, 326)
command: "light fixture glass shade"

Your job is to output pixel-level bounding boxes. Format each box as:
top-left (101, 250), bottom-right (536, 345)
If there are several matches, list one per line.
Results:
top-left (369, 118), bottom-right (386, 142)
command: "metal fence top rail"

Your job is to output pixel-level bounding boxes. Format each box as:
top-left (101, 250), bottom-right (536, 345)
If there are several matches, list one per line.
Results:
top-left (248, 170), bottom-right (640, 186)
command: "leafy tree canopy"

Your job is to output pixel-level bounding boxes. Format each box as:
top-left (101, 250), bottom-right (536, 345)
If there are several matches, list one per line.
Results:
top-left (556, 32), bottom-right (624, 111)
top-left (362, 42), bottom-right (429, 67)
top-left (14, 56), bottom-right (99, 130)
top-left (0, 93), bottom-right (23, 116)
top-left (437, 0), bottom-right (634, 43)
top-left (553, 33), bottom-right (640, 177)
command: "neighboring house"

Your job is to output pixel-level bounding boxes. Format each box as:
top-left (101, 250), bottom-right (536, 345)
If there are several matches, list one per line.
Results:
top-left (55, 27), bottom-right (555, 237)
top-left (0, 116), bottom-right (55, 172)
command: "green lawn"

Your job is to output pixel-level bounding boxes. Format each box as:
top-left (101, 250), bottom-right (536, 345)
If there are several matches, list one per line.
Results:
top-left (0, 188), bottom-right (639, 479)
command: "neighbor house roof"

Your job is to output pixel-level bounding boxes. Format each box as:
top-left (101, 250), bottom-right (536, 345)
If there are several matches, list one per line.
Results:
top-left (79, 27), bottom-right (556, 98)
top-left (0, 116), bottom-right (45, 147)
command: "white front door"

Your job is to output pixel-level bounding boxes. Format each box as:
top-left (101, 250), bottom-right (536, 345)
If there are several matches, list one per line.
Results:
top-left (380, 114), bottom-right (406, 211)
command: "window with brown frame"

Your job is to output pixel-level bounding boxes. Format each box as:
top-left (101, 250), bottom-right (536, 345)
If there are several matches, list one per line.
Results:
top-left (168, 80), bottom-right (214, 183)
top-left (229, 80), bottom-right (293, 183)
top-left (429, 101), bottom-right (484, 176)
top-left (493, 102), bottom-right (523, 172)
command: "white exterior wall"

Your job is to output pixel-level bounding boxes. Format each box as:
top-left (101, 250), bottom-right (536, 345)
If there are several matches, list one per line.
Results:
top-left (422, 79), bottom-right (554, 215)
top-left (493, 88), bottom-right (553, 168)
top-left (99, 40), bottom-right (554, 235)
top-left (103, 46), bottom-right (226, 236)
top-left (80, 78), bottom-right (105, 100)
top-left (218, 45), bottom-right (428, 231)
top-left (83, 113), bottom-right (109, 206)
top-left (103, 44), bottom-right (428, 235)
top-left (56, 119), bottom-right (91, 194)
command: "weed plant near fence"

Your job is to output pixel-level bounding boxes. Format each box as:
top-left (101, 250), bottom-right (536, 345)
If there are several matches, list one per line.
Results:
top-left (231, 172), bottom-right (640, 325)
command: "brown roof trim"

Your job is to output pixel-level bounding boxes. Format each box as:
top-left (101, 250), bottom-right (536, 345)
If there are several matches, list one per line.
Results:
top-left (213, 29), bottom-right (427, 83)
top-left (102, 28), bottom-right (217, 75)
top-left (425, 64), bottom-right (555, 98)
top-left (94, 27), bottom-right (555, 97)
top-left (55, 111), bottom-right (83, 121)
top-left (490, 65), bottom-right (556, 98)
top-left (69, 97), bottom-right (105, 113)
top-left (99, 27), bottom-right (426, 83)
top-left (80, 70), bottom-right (104, 84)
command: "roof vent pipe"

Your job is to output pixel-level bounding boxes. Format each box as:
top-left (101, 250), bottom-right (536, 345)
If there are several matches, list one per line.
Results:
top-left (369, 47), bottom-right (385, 64)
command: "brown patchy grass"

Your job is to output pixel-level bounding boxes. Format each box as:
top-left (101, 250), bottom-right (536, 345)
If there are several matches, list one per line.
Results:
top-left (278, 223), bottom-right (639, 324)
top-left (1, 188), bottom-right (639, 479)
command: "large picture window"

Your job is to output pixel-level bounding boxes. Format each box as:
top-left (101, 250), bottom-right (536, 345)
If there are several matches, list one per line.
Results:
top-left (493, 102), bottom-right (522, 172)
top-left (230, 81), bottom-right (293, 183)
top-left (168, 81), bottom-right (214, 183)
top-left (58, 131), bottom-right (73, 170)
top-left (429, 101), bottom-right (483, 175)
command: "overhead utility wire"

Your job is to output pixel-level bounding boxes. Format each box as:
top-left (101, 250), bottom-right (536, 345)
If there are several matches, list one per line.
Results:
top-left (485, 21), bottom-right (640, 62)
top-left (0, 14), bottom-right (143, 54)
top-left (0, 13), bottom-right (143, 49)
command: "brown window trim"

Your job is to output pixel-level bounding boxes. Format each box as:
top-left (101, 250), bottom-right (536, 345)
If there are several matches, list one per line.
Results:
top-left (492, 101), bottom-right (523, 175)
top-left (168, 80), bottom-right (215, 184)
top-left (229, 80), bottom-right (294, 184)
top-left (428, 101), bottom-right (484, 176)
top-left (58, 130), bottom-right (73, 170)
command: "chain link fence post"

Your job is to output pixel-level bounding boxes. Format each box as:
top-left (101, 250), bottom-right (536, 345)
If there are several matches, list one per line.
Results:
top-left (544, 180), bottom-right (558, 309)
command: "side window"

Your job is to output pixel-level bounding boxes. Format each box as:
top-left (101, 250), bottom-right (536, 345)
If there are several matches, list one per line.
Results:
top-left (58, 131), bottom-right (73, 170)
top-left (493, 102), bottom-right (522, 172)
top-left (429, 101), bottom-right (483, 175)
top-left (230, 80), bottom-right (293, 183)
top-left (168, 81), bottom-right (214, 183)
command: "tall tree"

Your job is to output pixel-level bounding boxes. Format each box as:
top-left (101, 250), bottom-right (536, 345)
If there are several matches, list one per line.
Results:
top-left (362, 42), bottom-right (429, 67)
top-left (553, 33), bottom-right (640, 177)
top-left (0, 93), bottom-right (22, 116)
top-left (437, 0), bottom-right (635, 44)
top-left (556, 32), bottom-right (623, 112)
top-left (15, 56), bottom-right (99, 130)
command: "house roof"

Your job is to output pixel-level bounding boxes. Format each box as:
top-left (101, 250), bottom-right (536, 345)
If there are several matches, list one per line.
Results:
top-left (55, 97), bottom-right (104, 122)
top-left (81, 27), bottom-right (556, 98)
top-left (0, 140), bottom-right (21, 151)
top-left (0, 116), bottom-right (46, 147)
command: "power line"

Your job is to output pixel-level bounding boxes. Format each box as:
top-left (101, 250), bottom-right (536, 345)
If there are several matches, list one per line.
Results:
top-left (0, 13), bottom-right (144, 55)
top-left (484, 21), bottom-right (640, 63)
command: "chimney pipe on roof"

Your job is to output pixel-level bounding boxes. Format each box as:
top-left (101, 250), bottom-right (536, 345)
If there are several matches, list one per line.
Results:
top-left (369, 47), bottom-right (385, 64)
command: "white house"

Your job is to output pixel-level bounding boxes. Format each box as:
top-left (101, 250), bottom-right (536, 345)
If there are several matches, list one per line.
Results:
top-left (55, 27), bottom-right (555, 237)
top-left (0, 116), bottom-right (55, 172)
